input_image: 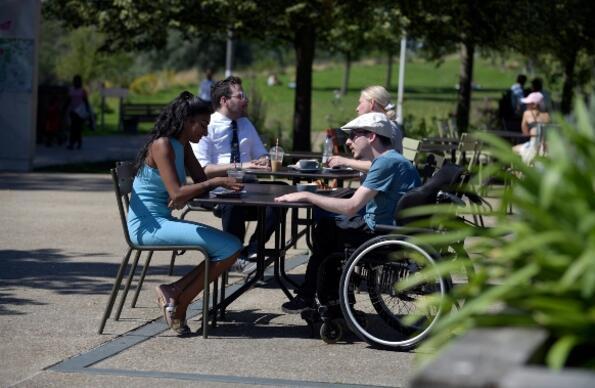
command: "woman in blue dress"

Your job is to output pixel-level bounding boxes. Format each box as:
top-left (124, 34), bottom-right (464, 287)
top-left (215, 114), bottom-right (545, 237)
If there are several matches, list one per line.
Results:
top-left (127, 91), bottom-right (243, 336)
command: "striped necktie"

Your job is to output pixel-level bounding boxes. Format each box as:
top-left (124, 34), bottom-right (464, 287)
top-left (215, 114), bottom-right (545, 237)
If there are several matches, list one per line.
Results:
top-left (230, 120), bottom-right (240, 164)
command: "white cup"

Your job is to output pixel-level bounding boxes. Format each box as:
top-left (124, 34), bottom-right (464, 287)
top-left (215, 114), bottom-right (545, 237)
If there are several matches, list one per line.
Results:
top-left (297, 159), bottom-right (319, 170)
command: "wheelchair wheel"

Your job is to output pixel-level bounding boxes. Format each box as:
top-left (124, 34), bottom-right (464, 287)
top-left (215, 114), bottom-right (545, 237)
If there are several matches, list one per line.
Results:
top-left (320, 319), bottom-right (344, 344)
top-left (339, 235), bottom-right (449, 351)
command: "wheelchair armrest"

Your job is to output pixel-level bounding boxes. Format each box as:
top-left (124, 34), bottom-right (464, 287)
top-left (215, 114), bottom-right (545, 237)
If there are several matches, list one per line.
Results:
top-left (373, 224), bottom-right (434, 235)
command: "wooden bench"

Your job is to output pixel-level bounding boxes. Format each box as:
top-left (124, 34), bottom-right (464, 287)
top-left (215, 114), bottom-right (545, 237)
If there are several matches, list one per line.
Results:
top-left (119, 103), bottom-right (166, 133)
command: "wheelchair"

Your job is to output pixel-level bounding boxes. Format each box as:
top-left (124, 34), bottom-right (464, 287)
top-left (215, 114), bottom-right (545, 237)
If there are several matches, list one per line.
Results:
top-left (300, 163), bottom-right (485, 350)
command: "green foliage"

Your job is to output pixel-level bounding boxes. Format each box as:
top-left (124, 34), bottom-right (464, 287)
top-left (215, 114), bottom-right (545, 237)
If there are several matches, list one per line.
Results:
top-left (415, 98), bottom-right (595, 369)
top-left (40, 23), bottom-right (135, 86)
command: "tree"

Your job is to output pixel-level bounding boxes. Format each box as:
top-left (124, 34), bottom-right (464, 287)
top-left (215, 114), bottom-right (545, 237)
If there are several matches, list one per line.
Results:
top-left (511, 0), bottom-right (595, 115)
top-left (399, 0), bottom-right (514, 133)
top-left (364, 3), bottom-right (406, 91)
top-left (44, 0), bottom-right (333, 150)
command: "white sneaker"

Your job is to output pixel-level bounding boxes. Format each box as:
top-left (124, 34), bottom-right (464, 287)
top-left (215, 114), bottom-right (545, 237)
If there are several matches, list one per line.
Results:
top-left (230, 258), bottom-right (256, 274)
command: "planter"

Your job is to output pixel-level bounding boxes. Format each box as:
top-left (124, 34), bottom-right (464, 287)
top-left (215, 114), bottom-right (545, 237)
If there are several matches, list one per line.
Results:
top-left (410, 328), bottom-right (595, 388)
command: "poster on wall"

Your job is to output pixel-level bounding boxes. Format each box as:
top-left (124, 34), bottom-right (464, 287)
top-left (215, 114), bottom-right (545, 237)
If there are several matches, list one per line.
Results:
top-left (0, 38), bottom-right (34, 93)
top-left (0, 0), bottom-right (40, 171)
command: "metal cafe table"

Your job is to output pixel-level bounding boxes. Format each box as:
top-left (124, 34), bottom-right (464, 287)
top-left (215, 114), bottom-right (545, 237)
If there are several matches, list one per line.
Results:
top-left (243, 166), bottom-right (361, 187)
top-left (242, 166), bottom-right (360, 248)
top-left (189, 182), bottom-right (353, 322)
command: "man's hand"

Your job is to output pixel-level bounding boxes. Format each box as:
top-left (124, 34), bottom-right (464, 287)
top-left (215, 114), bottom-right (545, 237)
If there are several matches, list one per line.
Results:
top-left (244, 157), bottom-right (269, 169)
top-left (328, 155), bottom-right (350, 168)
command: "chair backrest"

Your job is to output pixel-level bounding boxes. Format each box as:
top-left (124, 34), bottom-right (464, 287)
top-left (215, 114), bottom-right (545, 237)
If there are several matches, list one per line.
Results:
top-left (402, 137), bottom-right (421, 163)
top-left (455, 133), bottom-right (481, 171)
top-left (394, 163), bottom-right (467, 225)
top-left (111, 161), bottom-right (136, 247)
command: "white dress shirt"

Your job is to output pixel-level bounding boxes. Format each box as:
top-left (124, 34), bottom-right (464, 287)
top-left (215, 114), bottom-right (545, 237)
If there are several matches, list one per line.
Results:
top-left (198, 79), bottom-right (213, 101)
top-left (192, 111), bottom-right (268, 166)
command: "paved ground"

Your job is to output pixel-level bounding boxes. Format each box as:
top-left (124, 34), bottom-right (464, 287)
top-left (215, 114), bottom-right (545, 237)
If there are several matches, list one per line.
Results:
top-left (0, 138), bottom-right (419, 387)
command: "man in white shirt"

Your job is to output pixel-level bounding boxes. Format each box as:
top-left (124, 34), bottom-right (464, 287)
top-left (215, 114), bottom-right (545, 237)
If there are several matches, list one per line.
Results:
top-left (198, 69), bottom-right (214, 102)
top-left (192, 76), bottom-right (275, 271)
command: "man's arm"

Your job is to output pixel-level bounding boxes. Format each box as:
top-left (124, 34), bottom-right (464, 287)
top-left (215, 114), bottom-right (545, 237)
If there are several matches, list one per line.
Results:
top-left (275, 185), bottom-right (377, 216)
top-left (328, 155), bottom-right (372, 172)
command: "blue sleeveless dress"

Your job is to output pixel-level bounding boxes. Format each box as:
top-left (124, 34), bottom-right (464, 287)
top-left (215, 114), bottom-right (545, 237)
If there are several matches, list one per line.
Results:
top-left (127, 138), bottom-right (241, 261)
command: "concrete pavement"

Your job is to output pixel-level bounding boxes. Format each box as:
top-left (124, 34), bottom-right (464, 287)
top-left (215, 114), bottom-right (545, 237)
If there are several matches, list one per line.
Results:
top-left (0, 139), bottom-right (418, 387)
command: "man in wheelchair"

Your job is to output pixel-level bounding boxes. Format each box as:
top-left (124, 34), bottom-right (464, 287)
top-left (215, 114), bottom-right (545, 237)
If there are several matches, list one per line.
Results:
top-left (275, 112), bottom-right (421, 313)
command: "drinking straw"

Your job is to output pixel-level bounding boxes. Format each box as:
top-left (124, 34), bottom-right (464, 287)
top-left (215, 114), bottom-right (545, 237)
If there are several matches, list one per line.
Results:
top-left (275, 138), bottom-right (279, 160)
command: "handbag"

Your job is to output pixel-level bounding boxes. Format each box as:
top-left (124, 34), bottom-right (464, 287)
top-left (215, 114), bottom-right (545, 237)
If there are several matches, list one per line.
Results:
top-left (73, 103), bottom-right (90, 120)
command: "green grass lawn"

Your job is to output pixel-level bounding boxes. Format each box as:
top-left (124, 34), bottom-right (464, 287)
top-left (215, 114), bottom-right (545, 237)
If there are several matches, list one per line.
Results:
top-left (89, 55), bottom-right (519, 147)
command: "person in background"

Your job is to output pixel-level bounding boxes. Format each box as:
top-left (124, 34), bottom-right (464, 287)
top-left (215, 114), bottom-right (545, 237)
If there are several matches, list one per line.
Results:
top-left (275, 112), bottom-right (421, 313)
top-left (327, 85), bottom-right (403, 172)
top-left (530, 77), bottom-right (552, 113)
top-left (198, 69), bottom-right (214, 102)
top-left (192, 76), bottom-right (276, 273)
top-left (512, 92), bottom-right (551, 164)
top-left (66, 74), bottom-right (93, 150)
top-left (510, 74), bottom-right (527, 117)
top-left (128, 91), bottom-right (243, 336)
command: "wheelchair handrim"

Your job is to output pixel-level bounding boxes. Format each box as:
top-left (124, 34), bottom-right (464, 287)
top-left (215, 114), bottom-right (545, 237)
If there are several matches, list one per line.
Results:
top-left (341, 238), bottom-right (445, 348)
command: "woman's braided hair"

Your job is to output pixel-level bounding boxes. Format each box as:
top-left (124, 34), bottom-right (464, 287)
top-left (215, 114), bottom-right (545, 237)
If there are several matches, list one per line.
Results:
top-left (133, 91), bottom-right (212, 173)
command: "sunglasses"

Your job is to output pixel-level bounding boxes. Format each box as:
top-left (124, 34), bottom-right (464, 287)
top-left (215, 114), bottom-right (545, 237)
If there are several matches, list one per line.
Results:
top-left (348, 130), bottom-right (369, 140)
top-left (229, 92), bottom-right (247, 100)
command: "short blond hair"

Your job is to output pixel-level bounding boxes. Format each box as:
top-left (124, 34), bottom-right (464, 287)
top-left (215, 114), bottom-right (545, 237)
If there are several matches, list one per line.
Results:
top-left (361, 85), bottom-right (395, 120)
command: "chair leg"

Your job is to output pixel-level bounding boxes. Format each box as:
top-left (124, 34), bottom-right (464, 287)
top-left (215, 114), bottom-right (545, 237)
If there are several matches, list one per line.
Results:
top-left (202, 257), bottom-right (210, 339)
top-left (115, 250), bottom-right (142, 321)
top-left (98, 248), bottom-right (133, 334)
top-left (131, 251), bottom-right (153, 308)
top-left (211, 277), bottom-right (219, 329)
top-left (220, 271), bottom-right (227, 320)
top-left (168, 251), bottom-right (177, 276)
top-left (168, 208), bottom-right (192, 275)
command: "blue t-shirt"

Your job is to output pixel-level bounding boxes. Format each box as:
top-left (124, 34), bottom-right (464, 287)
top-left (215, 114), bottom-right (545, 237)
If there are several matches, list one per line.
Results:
top-left (362, 150), bottom-right (421, 229)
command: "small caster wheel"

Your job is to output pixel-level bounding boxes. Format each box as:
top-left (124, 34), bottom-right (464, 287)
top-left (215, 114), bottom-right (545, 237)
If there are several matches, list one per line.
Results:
top-left (320, 319), bottom-right (343, 344)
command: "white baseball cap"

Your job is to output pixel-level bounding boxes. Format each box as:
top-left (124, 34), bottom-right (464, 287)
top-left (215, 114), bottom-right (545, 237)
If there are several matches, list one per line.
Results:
top-left (340, 112), bottom-right (393, 139)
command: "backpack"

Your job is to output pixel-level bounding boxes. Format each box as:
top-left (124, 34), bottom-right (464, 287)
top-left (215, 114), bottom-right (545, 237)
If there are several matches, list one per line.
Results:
top-left (498, 89), bottom-right (515, 120)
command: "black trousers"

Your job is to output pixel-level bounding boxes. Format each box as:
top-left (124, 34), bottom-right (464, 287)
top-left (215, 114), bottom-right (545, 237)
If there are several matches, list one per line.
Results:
top-left (219, 204), bottom-right (284, 255)
top-left (68, 112), bottom-right (84, 148)
top-left (298, 215), bottom-right (374, 300)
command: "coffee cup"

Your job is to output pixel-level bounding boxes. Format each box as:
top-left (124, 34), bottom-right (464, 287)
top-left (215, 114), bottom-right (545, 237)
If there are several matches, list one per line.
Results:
top-left (227, 168), bottom-right (245, 182)
top-left (297, 159), bottom-right (319, 170)
top-left (296, 183), bottom-right (318, 192)
top-left (269, 146), bottom-right (284, 172)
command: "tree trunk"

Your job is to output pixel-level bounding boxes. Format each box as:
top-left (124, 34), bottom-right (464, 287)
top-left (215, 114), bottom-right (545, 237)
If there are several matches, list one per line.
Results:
top-left (560, 50), bottom-right (577, 115)
top-left (292, 24), bottom-right (315, 151)
top-left (455, 41), bottom-right (474, 134)
top-left (386, 50), bottom-right (393, 90)
top-left (340, 51), bottom-right (351, 96)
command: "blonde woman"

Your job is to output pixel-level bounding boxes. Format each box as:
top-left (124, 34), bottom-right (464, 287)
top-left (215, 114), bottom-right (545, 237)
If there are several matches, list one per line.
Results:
top-left (513, 92), bottom-right (550, 163)
top-left (328, 86), bottom-right (403, 171)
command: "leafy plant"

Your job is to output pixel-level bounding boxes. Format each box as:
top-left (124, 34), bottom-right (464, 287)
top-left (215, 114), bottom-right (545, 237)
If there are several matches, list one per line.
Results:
top-left (409, 97), bottom-right (595, 369)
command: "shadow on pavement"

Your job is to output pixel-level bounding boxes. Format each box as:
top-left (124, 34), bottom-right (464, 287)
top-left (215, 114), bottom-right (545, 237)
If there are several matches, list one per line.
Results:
top-left (0, 173), bottom-right (113, 192)
top-left (0, 248), bottom-right (197, 315)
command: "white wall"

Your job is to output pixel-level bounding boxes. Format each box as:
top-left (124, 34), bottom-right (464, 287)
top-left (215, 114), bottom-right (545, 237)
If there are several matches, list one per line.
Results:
top-left (0, 0), bottom-right (40, 171)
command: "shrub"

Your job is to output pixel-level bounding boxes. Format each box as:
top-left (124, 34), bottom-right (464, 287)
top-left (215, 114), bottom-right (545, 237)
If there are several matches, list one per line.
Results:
top-left (410, 97), bottom-right (595, 369)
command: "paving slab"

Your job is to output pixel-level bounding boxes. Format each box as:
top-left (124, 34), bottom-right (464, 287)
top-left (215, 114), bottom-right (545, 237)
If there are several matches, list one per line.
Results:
top-left (0, 172), bottom-right (419, 387)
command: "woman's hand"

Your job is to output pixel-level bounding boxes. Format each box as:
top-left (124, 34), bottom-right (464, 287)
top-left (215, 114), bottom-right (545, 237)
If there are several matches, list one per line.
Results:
top-left (168, 198), bottom-right (187, 210)
top-left (328, 155), bottom-right (350, 168)
top-left (214, 177), bottom-right (244, 191)
top-left (275, 192), bottom-right (311, 203)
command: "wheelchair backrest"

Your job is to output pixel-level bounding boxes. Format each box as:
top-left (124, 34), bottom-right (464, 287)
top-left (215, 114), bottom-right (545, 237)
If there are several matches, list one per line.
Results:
top-left (394, 163), bottom-right (467, 225)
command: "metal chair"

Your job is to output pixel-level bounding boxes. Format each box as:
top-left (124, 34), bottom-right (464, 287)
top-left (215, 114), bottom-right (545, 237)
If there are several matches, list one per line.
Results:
top-left (98, 161), bottom-right (215, 337)
top-left (402, 137), bottom-right (421, 164)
